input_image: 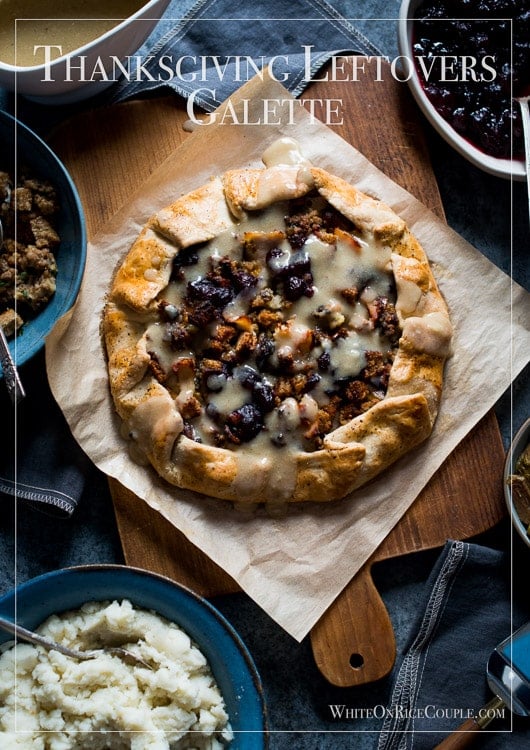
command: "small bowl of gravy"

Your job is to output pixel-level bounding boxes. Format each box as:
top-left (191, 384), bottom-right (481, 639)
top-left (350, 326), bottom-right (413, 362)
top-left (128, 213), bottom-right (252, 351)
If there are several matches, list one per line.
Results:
top-left (0, 0), bottom-right (171, 104)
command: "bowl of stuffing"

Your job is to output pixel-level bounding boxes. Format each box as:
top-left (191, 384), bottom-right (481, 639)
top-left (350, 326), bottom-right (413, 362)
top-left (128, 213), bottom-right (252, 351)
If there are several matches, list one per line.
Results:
top-left (398, 0), bottom-right (528, 180)
top-left (0, 0), bottom-right (171, 104)
top-left (0, 110), bottom-right (86, 373)
top-left (0, 565), bottom-right (268, 748)
top-left (504, 416), bottom-right (530, 548)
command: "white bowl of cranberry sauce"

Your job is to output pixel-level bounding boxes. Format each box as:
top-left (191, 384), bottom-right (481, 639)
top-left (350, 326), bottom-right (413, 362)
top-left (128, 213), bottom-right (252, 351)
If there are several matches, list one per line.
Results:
top-left (398, 0), bottom-right (528, 180)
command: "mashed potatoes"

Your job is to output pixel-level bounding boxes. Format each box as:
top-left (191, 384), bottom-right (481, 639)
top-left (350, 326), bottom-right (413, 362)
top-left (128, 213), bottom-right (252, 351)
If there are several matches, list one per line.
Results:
top-left (0, 600), bottom-right (233, 749)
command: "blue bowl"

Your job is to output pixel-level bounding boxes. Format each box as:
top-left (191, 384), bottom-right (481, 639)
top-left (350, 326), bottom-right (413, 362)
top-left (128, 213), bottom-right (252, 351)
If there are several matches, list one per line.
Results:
top-left (0, 110), bottom-right (87, 372)
top-left (0, 565), bottom-right (268, 748)
top-left (504, 416), bottom-right (530, 549)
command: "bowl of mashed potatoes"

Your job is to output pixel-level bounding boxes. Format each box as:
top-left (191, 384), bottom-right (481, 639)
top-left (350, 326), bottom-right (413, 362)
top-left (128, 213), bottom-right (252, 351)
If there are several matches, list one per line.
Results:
top-left (0, 0), bottom-right (171, 103)
top-left (0, 565), bottom-right (268, 749)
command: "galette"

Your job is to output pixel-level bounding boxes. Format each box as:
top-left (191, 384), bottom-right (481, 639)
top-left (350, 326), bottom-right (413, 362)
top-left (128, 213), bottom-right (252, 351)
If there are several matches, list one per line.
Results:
top-left (103, 138), bottom-right (452, 506)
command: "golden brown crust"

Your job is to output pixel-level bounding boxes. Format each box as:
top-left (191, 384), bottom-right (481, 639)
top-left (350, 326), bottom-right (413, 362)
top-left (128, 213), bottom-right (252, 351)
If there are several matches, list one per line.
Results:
top-left (102, 149), bottom-right (452, 506)
top-left (152, 177), bottom-right (236, 245)
top-left (309, 166), bottom-right (407, 241)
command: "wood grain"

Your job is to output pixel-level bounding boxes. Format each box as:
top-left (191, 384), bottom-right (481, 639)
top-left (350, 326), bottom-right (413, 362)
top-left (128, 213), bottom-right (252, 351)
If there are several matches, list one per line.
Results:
top-left (49, 58), bottom-right (506, 687)
top-left (310, 411), bottom-right (505, 686)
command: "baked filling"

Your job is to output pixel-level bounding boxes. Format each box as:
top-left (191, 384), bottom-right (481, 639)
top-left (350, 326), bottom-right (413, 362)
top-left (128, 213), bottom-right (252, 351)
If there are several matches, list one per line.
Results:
top-left (103, 139), bottom-right (452, 506)
top-left (146, 195), bottom-right (400, 454)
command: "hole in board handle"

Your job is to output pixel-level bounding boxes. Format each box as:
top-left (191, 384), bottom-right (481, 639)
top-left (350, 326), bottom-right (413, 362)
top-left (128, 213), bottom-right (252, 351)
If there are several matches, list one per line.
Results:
top-left (349, 653), bottom-right (364, 670)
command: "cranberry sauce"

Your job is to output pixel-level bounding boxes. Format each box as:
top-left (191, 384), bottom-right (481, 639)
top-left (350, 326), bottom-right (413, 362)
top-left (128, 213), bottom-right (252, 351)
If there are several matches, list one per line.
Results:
top-left (412, 0), bottom-right (530, 159)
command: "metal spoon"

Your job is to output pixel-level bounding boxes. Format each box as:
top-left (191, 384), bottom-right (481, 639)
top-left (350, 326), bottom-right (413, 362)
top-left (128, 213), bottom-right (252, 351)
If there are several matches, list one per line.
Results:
top-left (0, 325), bottom-right (25, 404)
top-left (518, 95), bottom-right (530, 223)
top-left (0, 614), bottom-right (152, 670)
top-left (0, 217), bottom-right (26, 404)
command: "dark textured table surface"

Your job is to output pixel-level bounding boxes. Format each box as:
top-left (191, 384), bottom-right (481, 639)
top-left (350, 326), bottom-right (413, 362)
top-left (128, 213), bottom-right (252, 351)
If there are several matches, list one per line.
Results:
top-left (1, 2), bottom-right (529, 748)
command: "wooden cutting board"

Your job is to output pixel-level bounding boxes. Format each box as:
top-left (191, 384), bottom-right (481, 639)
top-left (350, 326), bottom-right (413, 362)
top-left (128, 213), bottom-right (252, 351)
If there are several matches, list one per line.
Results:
top-left (50, 59), bottom-right (506, 688)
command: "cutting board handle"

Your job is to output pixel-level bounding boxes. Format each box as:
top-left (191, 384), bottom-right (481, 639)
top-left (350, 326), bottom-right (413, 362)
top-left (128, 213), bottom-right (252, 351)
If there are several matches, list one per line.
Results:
top-left (433, 720), bottom-right (482, 750)
top-left (310, 561), bottom-right (395, 687)
top-left (433, 696), bottom-right (506, 750)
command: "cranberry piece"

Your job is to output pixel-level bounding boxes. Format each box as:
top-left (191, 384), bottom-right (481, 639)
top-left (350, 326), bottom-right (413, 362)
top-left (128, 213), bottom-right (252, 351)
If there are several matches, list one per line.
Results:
top-left (288, 250), bottom-right (311, 276)
top-left (424, 85), bottom-right (455, 119)
top-left (285, 273), bottom-right (315, 301)
top-left (450, 107), bottom-right (468, 134)
top-left (237, 365), bottom-right (260, 388)
top-left (266, 247), bottom-right (290, 275)
top-left (236, 365), bottom-right (275, 412)
top-left (255, 335), bottom-right (275, 370)
top-left (303, 373), bottom-right (321, 392)
top-left (206, 402), bottom-right (221, 422)
top-left (224, 403), bottom-right (264, 443)
top-left (232, 270), bottom-right (258, 292)
top-left (284, 275), bottom-right (305, 301)
top-left (188, 300), bottom-right (218, 327)
top-left (187, 277), bottom-right (233, 308)
top-left (171, 245), bottom-right (200, 279)
top-left (252, 381), bottom-right (275, 413)
top-left (283, 253), bottom-right (314, 299)
top-left (317, 351), bottom-right (331, 372)
top-left (182, 422), bottom-right (202, 442)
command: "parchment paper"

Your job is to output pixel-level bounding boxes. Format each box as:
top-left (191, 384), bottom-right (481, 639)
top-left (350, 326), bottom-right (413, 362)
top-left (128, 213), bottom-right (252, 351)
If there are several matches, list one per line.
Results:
top-left (46, 74), bottom-right (530, 641)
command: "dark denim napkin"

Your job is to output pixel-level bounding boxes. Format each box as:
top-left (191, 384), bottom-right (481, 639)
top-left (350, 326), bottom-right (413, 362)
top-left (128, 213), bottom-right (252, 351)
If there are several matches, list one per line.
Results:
top-left (378, 540), bottom-right (530, 750)
top-left (0, 350), bottom-right (93, 517)
top-left (109, 0), bottom-right (384, 108)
